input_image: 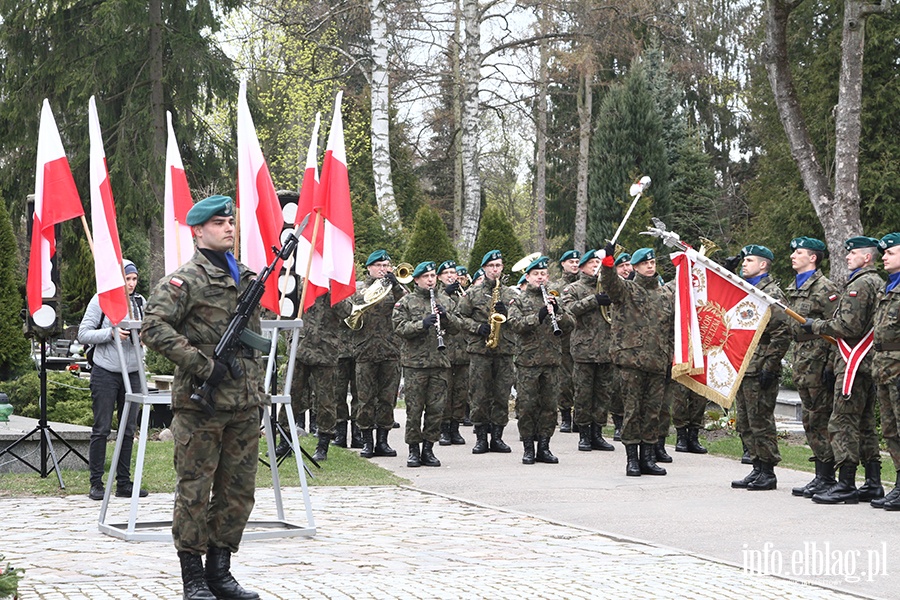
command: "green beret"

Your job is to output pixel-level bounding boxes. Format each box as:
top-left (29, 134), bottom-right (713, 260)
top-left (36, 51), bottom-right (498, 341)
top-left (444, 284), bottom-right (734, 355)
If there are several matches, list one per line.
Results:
top-left (578, 249), bottom-right (598, 267)
top-left (878, 233), bottom-right (900, 253)
top-left (790, 237), bottom-right (826, 252)
top-left (525, 255), bottom-right (549, 273)
top-left (630, 248), bottom-right (655, 265)
top-left (456, 266), bottom-right (468, 276)
top-left (741, 244), bottom-right (774, 261)
top-left (412, 261), bottom-right (436, 278)
top-left (844, 236), bottom-right (880, 252)
top-left (366, 250), bottom-right (391, 266)
top-left (481, 250), bottom-right (502, 267)
top-left (559, 250), bottom-right (581, 263)
top-left (436, 260), bottom-right (457, 275)
top-left (472, 268), bottom-right (484, 281)
top-left (614, 252), bottom-right (632, 266)
top-left (517, 274), bottom-right (527, 286)
top-left (186, 195), bottom-right (233, 226)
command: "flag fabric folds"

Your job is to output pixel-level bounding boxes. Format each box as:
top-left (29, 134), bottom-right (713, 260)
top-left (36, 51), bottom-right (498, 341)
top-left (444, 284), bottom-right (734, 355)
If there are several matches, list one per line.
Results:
top-left (294, 114), bottom-right (329, 311)
top-left (164, 111), bottom-right (195, 274)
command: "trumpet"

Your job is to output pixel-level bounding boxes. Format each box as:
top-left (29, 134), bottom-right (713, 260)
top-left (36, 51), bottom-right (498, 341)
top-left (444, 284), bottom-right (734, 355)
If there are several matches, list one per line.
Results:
top-left (394, 262), bottom-right (414, 284)
top-left (430, 288), bottom-right (446, 351)
top-left (485, 276), bottom-right (507, 349)
top-left (540, 285), bottom-right (563, 337)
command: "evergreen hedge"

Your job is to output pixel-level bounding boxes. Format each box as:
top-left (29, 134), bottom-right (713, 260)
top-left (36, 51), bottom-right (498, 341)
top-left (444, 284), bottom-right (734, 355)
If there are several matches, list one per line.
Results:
top-left (403, 205), bottom-right (457, 267)
top-left (467, 206), bottom-right (524, 275)
top-left (0, 198), bottom-right (32, 379)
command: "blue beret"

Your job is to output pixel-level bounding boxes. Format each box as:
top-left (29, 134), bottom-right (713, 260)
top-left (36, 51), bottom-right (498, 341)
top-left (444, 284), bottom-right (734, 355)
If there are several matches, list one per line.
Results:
top-left (456, 266), bottom-right (468, 276)
top-left (186, 195), bottom-right (233, 226)
top-left (559, 250), bottom-right (581, 263)
top-left (517, 274), bottom-right (527, 286)
top-left (436, 260), bottom-right (457, 275)
top-left (481, 250), bottom-right (502, 267)
top-left (525, 256), bottom-right (549, 273)
top-left (790, 237), bottom-right (826, 252)
top-left (412, 261), bottom-right (436, 278)
top-left (614, 252), bottom-right (631, 266)
top-left (366, 250), bottom-right (391, 266)
top-left (472, 268), bottom-right (484, 281)
top-left (878, 233), bottom-right (900, 253)
top-left (844, 236), bottom-right (880, 252)
top-left (630, 248), bottom-right (655, 265)
top-left (741, 244), bottom-right (774, 261)
top-left (578, 249), bottom-right (598, 267)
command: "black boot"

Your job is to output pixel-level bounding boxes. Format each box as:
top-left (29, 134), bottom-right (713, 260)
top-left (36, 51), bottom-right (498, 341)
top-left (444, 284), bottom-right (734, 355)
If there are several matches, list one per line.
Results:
top-left (359, 429), bottom-right (375, 459)
top-left (463, 404), bottom-right (472, 426)
top-left (625, 444), bottom-right (641, 476)
top-left (559, 409), bottom-right (572, 433)
top-left (332, 421), bottom-right (348, 447)
top-left (741, 441), bottom-right (752, 465)
top-left (612, 414), bottom-right (623, 441)
top-left (489, 424), bottom-right (512, 453)
top-left (407, 443), bottom-right (421, 468)
top-left (804, 460), bottom-right (836, 497)
top-left (178, 551), bottom-right (216, 600)
top-left (655, 436), bottom-right (673, 463)
top-left (793, 459), bottom-right (822, 497)
top-left (439, 422), bottom-right (453, 446)
top-left (639, 442), bottom-right (667, 475)
top-left (872, 473), bottom-right (900, 509)
top-left (350, 422), bottom-right (364, 449)
top-left (522, 438), bottom-right (536, 464)
top-left (732, 459), bottom-right (761, 489)
top-left (577, 427), bottom-right (592, 451)
top-left (747, 461), bottom-right (777, 491)
top-left (374, 428), bottom-right (398, 457)
top-left (591, 423), bottom-right (614, 451)
top-left (308, 411), bottom-right (317, 436)
top-left (311, 433), bottom-right (331, 462)
top-left (686, 427), bottom-right (708, 454)
top-left (536, 437), bottom-right (559, 464)
top-left (420, 441), bottom-right (441, 467)
top-left (675, 428), bottom-right (689, 453)
top-left (812, 464), bottom-right (859, 504)
top-left (274, 433), bottom-right (293, 458)
top-left (449, 420), bottom-right (466, 445)
top-left (857, 460), bottom-right (885, 502)
top-left (472, 424), bottom-right (489, 454)
top-left (205, 547), bottom-right (260, 600)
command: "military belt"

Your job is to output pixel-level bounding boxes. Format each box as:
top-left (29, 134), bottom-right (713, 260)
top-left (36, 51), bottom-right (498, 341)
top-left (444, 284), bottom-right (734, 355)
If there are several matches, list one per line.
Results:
top-left (196, 344), bottom-right (256, 358)
top-left (795, 333), bottom-right (819, 342)
top-left (874, 343), bottom-right (900, 351)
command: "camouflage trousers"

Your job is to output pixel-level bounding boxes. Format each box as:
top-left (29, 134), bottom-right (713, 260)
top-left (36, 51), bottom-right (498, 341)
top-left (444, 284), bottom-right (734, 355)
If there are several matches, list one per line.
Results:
top-left (443, 362), bottom-right (469, 422)
top-left (558, 351), bottom-right (574, 411)
top-left (403, 367), bottom-right (448, 444)
top-left (170, 406), bottom-right (259, 554)
top-left (797, 384), bottom-right (834, 462)
top-left (355, 360), bottom-right (401, 430)
top-left (670, 382), bottom-right (706, 429)
top-left (828, 370), bottom-right (879, 468)
top-left (734, 373), bottom-right (781, 465)
top-left (572, 361), bottom-right (613, 427)
top-left (290, 363), bottom-right (338, 436)
top-left (618, 367), bottom-right (664, 445)
top-left (657, 379), bottom-right (673, 438)
top-left (334, 356), bottom-right (358, 424)
top-left (515, 364), bottom-right (559, 440)
top-left (876, 383), bottom-right (900, 470)
top-left (608, 366), bottom-right (624, 416)
top-left (468, 353), bottom-right (515, 427)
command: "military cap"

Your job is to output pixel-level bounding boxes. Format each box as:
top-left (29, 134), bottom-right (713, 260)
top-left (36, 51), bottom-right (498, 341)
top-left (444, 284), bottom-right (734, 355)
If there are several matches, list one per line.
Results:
top-left (525, 255), bottom-right (549, 273)
top-left (366, 249), bottom-right (391, 266)
top-left (517, 274), bottom-right (527, 286)
top-left (472, 268), bottom-right (484, 281)
top-left (844, 236), bottom-right (880, 252)
top-left (878, 233), bottom-right (900, 253)
top-left (790, 237), bottom-right (826, 252)
top-left (456, 266), bottom-right (469, 276)
top-left (436, 260), bottom-right (457, 275)
top-left (186, 195), bottom-right (233, 226)
top-left (412, 261), bottom-right (436, 278)
top-left (630, 248), bottom-right (656, 265)
top-left (614, 252), bottom-right (632, 267)
top-left (578, 249), bottom-right (598, 267)
top-left (741, 244), bottom-right (774, 261)
top-left (559, 250), bottom-right (581, 263)
top-left (481, 250), bottom-right (502, 267)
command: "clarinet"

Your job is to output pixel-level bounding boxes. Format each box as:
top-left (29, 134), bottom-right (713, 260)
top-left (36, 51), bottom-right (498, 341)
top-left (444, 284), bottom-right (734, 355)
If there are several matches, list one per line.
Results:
top-left (430, 288), bottom-right (447, 351)
top-left (540, 284), bottom-right (563, 337)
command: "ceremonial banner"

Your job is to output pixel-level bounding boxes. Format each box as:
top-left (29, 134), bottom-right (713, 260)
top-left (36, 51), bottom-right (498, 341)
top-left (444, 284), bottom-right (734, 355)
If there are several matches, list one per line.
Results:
top-left (294, 114), bottom-right (329, 311)
top-left (671, 248), bottom-right (777, 408)
top-left (164, 111), bottom-right (195, 274)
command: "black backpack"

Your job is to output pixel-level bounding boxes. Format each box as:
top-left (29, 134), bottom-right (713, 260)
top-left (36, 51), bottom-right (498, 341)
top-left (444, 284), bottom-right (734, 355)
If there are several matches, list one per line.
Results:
top-left (84, 310), bottom-right (106, 367)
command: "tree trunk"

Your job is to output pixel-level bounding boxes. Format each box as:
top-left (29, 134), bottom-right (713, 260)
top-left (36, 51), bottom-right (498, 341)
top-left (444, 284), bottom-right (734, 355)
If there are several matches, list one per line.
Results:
top-left (459, 0), bottom-right (482, 258)
top-left (574, 64), bottom-right (592, 252)
top-left (148, 0), bottom-right (166, 284)
top-left (533, 10), bottom-right (549, 254)
top-left (452, 0), bottom-right (464, 245)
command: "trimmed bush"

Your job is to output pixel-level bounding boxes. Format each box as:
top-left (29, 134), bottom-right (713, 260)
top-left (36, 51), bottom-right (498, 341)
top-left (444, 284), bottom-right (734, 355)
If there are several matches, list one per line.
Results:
top-left (468, 206), bottom-right (524, 275)
top-left (404, 205), bottom-right (457, 267)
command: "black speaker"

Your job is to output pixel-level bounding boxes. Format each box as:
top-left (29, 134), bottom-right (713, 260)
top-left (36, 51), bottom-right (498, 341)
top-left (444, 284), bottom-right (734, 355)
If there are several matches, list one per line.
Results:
top-left (276, 190), bottom-right (301, 319)
top-left (24, 197), bottom-right (63, 339)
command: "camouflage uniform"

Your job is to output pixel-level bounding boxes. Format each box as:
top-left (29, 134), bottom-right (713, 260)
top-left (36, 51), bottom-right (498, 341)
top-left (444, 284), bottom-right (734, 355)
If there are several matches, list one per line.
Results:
top-left (669, 381), bottom-right (705, 429)
top-left (333, 323), bottom-right (358, 445)
top-left (785, 270), bottom-right (840, 462)
top-left (550, 272), bottom-right (579, 418)
top-left (873, 284), bottom-right (900, 474)
top-left (141, 250), bottom-right (264, 555)
top-left (439, 281), bottom-right (469, 426)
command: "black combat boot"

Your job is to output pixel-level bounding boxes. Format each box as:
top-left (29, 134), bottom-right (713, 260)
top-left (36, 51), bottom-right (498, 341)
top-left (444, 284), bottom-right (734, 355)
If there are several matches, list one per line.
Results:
top-left (747, 462), bottom-right (777, 491)
top-left (872, 473), bottom-right (900, 509)
top-left (655, 436), bottom-right (673, 463)
top-left (407, 443), bottom-right (421, 467)
top-left (536, 437), bottom-right (559, 464)
top-left (577, 427), bottom-right (592, 451)
top-left (439, 422), bottom-right (453, 446)
top-left (420, 441), bottom-right (441, 467)
top-left (625, 444), bottom-right (641, 476)
top-left (472, 424), bottom-right (489, 454)
top-left (449, 421), bottom-right (466, 445)
top-left (740, 441), bottom-right (752, 465)
top-left (812, 464), bottom-right (859, 504)
top-left (374, 428), bottom-right (398, 457)
top-left (463, 404), bottom-right (472, 426)
top-left (732, 459), bottom-right (761, 489)
top-left (311, 433), bottom-right (331, 462)
top-left (489, 424), bottom-right (512, 453)
top-left (687, 427), bottom-right (708, 454)
top-left (857, 460), bottom-right (885, 502)
top-left (559, 409), bottom-right (573, 433)
top-left (205, 547), bottom-right (260, 600)
top-left (804, 461), bottom-right (836, 497)
top-left (522, 438), bottom-right (536, 464)
top-left (591, 423), bottom-right (614, 451)
top-left (308, 411), bottom-right (317, 436)
top-left (274, 432), bottom-right (293, 458)
top-left (793, 459), bottom-right (822, 497)
top-left (639, 442), bottom-right (666, 475)
top-left (178, 551), bottom-right (216, 600)
top-left (359, 429), bottom-right (375, 459)
top-left (350, 422), bottom-right (364, 449)
top-left (332, 421), bottom-right (348, 447)
top-left (675, 428), bottom-right (690, 453)
top-left (612, 414), bottom-right (623, 441)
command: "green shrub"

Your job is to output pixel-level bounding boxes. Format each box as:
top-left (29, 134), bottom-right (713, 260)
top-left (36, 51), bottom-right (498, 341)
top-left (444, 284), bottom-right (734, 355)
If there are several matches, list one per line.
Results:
top-left (3, 371), bottom-right (93, 426)
top-left (145, 348), bottom-right (176, 375)
top-left (403, 205), bottom-right (457, 267)
top-left (468, 206), bottom-right (524, 275)
top-left (0, 197), bottom-right (31, 380)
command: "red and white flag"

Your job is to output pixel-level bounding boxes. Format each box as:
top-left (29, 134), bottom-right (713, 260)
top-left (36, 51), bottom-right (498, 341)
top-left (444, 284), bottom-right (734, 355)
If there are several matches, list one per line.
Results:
top-left (164, 111), bottom-right (194, 274)
top-left (671, 248), bottom-right (778, 408)
top-left (88, 96), bottom-right (128, 325)
top-left (27, 100), bottom-right (84, 322)
top-left (294, 113), bottom-right (329, 311)
top-left (237, 78), bottom-right (284, 314)
top-left (318, 91), bottom-right (356, 305)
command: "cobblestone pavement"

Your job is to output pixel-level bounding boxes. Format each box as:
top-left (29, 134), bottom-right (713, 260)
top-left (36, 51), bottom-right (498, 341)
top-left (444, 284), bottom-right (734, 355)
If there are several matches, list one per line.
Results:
top-left (3, 486), bottom-right (874, 599)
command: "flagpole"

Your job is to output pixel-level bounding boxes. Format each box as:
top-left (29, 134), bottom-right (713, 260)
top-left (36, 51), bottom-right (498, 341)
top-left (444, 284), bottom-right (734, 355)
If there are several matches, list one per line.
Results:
top-left (298, 209), bottom-right (323, 317)
top-left (80, 215), bottom-right (95, 254)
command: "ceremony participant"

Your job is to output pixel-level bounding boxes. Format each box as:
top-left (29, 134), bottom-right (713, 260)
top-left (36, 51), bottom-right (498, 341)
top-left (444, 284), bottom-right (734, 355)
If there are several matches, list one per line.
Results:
top-left (609, 251), bottom-right (632, 440)
top-left (670, 383), bottom-right (708, 454)
top-left (517, 274), bottom-right (528, 293)
top-left (600, 246), bottom-right (674, 476)
top-left (507, 256), bottom-right (574, 464)
top-left (351, 250), bottom-right (405, 458)
top-left (552, 250), bottom-right (580, 433)
top-left (142, 195), bottom-right (261, 600)
top-left (803, 236), bottom-right (884, 504)
top-left (437, 260), bottom-right (468, 446)
top-left (872, 233), bottom-right (900, 510)
top-left (392, 261), bottom-right (459, 467)
top-left (615, 252), bottom-right (633, 280)
top-left (79, 259), bottom-right (147, 501)
top-left (470, 268), bottom-right (485, 288)
top-left (785, 237), bottom-right (841, 497)
top-left (332, 321), bottom-right (359, 448)
top-left (457, 250), bottom-right (518, 454)
top-left (730, 245), bottom-right (791, 491)
top-left (560, 250), bottom-right (615, 452)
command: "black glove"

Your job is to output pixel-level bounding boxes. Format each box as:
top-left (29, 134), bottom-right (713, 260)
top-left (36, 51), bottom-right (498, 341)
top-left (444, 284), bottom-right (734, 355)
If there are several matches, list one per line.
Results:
top-left (538, 305), bottom-right (549, 323)
top-left (800, 318), bottom-right (814, 334)
top-left (758, 370), bottom-right (778, 390)
top-left (477, 323), bottom-right (491, 337)
top-left (423, 313), bottom-right (438, 328)
top-left (384, 272), bottom-right (398, 286)
top-left (207, 360), bottom-right (228, 386)
top-left (595, 293), bottom-right (611, 306)
top-left (494, 301), bottom-right (508, 316)
top-left (435, 303), bottom-right (447, 316)
top-left (823, 366), bottom-right (836, 390)
top-left (604, 241), bottom-right (616, 258)
top-left (444, 282), bottom-right (460, 296)
top-left (723, 255), bottom-right (741, 273)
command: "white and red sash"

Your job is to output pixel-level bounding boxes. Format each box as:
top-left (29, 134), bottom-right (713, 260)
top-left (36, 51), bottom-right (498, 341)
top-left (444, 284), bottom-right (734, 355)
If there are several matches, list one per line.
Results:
top-left (836, 329), bottom-right (875, 396)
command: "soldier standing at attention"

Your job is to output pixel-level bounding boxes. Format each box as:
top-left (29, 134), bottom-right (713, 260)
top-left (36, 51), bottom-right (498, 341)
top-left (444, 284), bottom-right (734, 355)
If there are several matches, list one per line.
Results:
top-left (600, 245), bottom-right (674, 477)
top-left (457, 250), bottom-right (518, 454)
top-left (436, 260), bottom-right (468, 446)
top-left (803, 237), bottom-right (885, 504)
top-left (785, 237), bottom-right (841, 497)
top-left (608, 252), bottom-right (633, 440)
top-left (560, 249), bottom-right (615, 452)
top-left (670, 383), bottom-right (709, 454)
top-left (142, 195), bottom-right (261, 600)
top-left (552, 250), bottom-right (581, 433)
top-left (392, 261), bottom-right (459, 467)
top-left (730, 245), bottom-right (791, 491)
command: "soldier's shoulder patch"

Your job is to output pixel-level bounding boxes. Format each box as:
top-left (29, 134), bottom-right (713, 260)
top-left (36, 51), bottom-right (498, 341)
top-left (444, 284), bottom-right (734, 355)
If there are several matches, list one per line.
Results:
top-left (169, 276), bottom-right (184, 287)
top-left (849, 290), bottom-right (858, 297)
top-left (828, 294), bottom-right (839, 302)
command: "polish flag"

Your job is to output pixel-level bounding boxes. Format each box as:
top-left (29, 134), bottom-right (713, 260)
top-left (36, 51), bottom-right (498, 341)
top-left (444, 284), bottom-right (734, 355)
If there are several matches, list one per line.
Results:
top-left (237, 78), bottom-right (284, 313)
top-left (88, 96), bottom-right (128, 324)
top-left (294, 114), bottom-right (329, 311)
top-left (318, 92), bottom-right (356, 305)
top-left (164, 111), bottom-right (194, 273)
top-left (27, 100), bottom-right (84, 321)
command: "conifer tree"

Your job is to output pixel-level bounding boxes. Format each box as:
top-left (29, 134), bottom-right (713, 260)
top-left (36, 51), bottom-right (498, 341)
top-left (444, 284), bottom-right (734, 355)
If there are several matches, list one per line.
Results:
top-left (468, 206), bottom-right (524, 275)
top-left (0, 198), bottom-right (32, 380)
top-left (404, 205), bottom-right (458, 267)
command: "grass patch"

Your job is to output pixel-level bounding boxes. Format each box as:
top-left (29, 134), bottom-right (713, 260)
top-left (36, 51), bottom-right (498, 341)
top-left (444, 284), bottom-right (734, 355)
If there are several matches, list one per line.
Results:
top-left (0, 433), bottom-right (408, 498)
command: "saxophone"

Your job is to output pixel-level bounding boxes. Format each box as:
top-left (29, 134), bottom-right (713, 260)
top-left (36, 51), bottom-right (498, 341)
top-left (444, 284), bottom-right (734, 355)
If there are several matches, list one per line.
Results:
top-left (485, 276), bottom-right (507, 349)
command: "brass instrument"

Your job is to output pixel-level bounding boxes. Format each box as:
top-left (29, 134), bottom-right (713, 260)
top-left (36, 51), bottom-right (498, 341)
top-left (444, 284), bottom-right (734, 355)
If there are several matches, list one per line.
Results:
top-left (344, 278), bottom-right (391, 330)
top-left (485, 276), bottom-right (507, 349)
top-left (540, 285), bottom-right (562, 337)
top-left (699, 237), bottom-right (720, 257)
top-left (394, 262), bottom-right (414, 284)
top-left (511, 251), bottom-right (542, 273)
top-left (430, 288), bottom-right (446, 351)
